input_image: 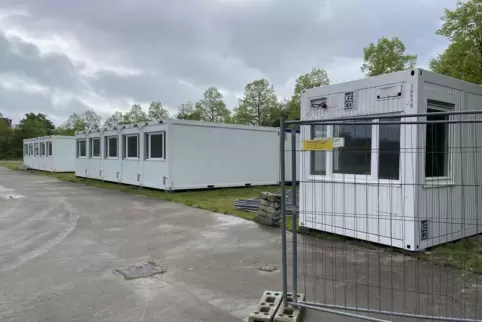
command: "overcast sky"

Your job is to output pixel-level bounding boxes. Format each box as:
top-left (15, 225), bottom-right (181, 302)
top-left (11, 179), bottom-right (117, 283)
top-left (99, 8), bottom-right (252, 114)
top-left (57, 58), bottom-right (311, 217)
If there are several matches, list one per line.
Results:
top-left (0, 0), bottom-right (456, 124)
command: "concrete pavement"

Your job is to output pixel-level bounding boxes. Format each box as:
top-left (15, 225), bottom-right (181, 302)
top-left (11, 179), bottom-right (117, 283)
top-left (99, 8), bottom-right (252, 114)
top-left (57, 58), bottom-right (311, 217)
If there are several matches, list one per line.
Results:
top-left (0, 167), bottom-right (480, 322)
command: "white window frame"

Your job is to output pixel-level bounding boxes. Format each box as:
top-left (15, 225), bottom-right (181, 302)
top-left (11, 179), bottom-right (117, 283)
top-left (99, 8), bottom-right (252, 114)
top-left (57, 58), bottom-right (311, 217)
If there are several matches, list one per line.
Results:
top-left (29, 144), bottom-right (33, 156)
top-left (23, 144), bottom-right (28, 156)
top-left (47, 141), bottom-right (52, 157)
top-left (106, 136), bottom-right (119, 159)
top-left (424, 101), bottom-right (453, 184)
top-left (146, 132), bottom-right (166, 160)
top-left (124, 134), bottom-right (139, 159)
top-left (309, 114), bottom-right (402, 184)
top-left (90, 137), bottom-right (101, 158)
top-left (34, 143), bottom-right (39, 156)
top-left (77, 139), bottom-right (87, 158)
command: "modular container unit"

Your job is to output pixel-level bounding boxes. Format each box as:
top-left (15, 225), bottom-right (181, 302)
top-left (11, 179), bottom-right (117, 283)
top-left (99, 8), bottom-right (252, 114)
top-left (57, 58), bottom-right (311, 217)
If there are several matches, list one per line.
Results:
top-left (22, 136), bottom-right (76, 172)
top-left (75, 119), bottom-right (299, 190)
top-left (299, 68), bottom-right (482, 251)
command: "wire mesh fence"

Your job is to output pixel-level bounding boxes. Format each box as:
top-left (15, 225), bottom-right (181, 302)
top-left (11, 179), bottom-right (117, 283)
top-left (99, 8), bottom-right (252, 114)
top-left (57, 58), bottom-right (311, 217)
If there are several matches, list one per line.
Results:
top-left (280, 111), bottom-right (482, 321)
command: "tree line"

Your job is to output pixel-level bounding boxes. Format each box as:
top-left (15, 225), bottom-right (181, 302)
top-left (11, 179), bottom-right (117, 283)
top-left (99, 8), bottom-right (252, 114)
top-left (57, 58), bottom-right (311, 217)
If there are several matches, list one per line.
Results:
top-left (0, 0), bottom-right (479, 159)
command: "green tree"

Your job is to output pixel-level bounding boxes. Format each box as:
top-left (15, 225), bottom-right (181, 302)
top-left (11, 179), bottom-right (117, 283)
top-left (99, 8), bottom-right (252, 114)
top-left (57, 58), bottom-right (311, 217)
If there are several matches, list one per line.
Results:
top-left (430, 0), bottom-right (482, 84)
top-left (233, 79), bottom-right (278, 126)
top-left (103, 111), bottom-right (125, 127)
top-left (361, 37), bottom-right (417, 77)
top-left (176, 101), bottom-right (202, 120)
top-left (288, 68), bottom-right (330, 120)
top-left (9, 113), bottom-right (56, 158)
top-left (198, 86), bottom-right (230, 123)
top-left (16, 113), bottom-right (55, 138)
top-left (147, 101), bottom-right (170, 120)
top-left (0, 120), bottom-right (15, 159)
top-left (57, 109), bottom-right (102, 135)
top-left (124, 104), bottom-right (149, 124)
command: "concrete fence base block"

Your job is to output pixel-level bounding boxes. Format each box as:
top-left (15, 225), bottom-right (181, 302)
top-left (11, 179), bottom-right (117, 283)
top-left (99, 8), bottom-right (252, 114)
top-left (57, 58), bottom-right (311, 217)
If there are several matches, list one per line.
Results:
top-left (248, 290), bottom-right (283, 322)
top-left (273, 293), bottom-right (305, 322)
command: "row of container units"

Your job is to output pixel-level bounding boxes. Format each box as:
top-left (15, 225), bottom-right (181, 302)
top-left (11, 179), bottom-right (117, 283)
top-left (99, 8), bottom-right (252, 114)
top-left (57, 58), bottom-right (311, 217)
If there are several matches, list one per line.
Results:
top-left (298, 68), bottom-right (482, 251)
top-left (22, 136), bottom-right (76, 172)
top-left (75, 119), bottom-right (299, 191)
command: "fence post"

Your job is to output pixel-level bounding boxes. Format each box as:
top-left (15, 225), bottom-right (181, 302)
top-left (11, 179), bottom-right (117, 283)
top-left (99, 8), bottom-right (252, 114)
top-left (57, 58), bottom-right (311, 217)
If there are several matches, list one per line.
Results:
top-left (291, 128), bottom-right (298, 303)
top-left (279, 118), bottom-right (288, 306)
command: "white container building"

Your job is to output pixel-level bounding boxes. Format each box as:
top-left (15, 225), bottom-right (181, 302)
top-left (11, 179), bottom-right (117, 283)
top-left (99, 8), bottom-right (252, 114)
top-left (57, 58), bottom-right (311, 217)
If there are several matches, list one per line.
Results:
top-left (23, 136), bottom-right (76, 172)
top-left (75, 119), bottom-right (299, 190)
top-left (299, 68), bottom-right (482, 251)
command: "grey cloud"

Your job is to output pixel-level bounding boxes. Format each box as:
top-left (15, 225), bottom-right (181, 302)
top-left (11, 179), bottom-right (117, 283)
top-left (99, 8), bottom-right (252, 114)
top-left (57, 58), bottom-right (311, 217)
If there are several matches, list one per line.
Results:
top-left (0, 31), bottom-right (83, 91)
top-left (88, 71), bottom-right (203, 109)
top-left (0, 86), bottom-right (89, 124)
top-left (4, 0), bottom-right (456, 84)
top-left (0, 0), bottom-right (458, 124)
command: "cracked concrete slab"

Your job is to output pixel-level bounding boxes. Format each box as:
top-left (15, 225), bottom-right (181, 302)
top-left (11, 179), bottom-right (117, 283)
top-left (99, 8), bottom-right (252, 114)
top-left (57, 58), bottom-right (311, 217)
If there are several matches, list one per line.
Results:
top-left (114, 261), bottom-right (167, 280)
top-left (0, 167), bottom-right (481, 322)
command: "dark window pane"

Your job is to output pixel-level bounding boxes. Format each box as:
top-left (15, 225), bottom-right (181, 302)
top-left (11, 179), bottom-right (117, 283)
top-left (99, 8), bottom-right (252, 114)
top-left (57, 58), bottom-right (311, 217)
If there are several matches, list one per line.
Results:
top-left (108, 137), bottom-right (118, 157)
top-left (127, 136), bottom-right (138, 158)
top-left (48, 142), bottom-right (52, 156)
top-left (310, 125), bottom-right (327, 175)
top-left (150, 134), bottom-right (163, 158)
top-left (92, 139), bottom-right (100, 157)
top-left (425, 108), bottom-right (448, 177)
top-left (379, 118), bottom-right (400, 180)
top-left (78, 140), bottom-right (86, 157)
top-left (333, 121), bottom-right (372, 175)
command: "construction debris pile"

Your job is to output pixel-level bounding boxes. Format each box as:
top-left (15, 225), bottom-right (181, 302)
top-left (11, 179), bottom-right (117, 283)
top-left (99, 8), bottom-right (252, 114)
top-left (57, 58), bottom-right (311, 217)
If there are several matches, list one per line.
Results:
top-left (234, 189), bottom-right (299, 215)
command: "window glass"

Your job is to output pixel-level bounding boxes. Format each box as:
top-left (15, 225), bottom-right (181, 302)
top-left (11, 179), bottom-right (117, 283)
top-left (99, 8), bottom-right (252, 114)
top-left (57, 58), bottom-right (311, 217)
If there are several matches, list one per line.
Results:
top-left (91, 138), bottom-right (101, 157)
top-left (108, 137), bottom-right (118, 158)
top-left (78, 140), bottom-right (86, 157)
top-left (47, 142), bottom-right (52, 156)
top-left (425, 108), bottom-right (449, 177)
top-left (40, 143), bottom-right (46, 156)
top-left (127, 135), bottom-right (138, 158)
top-left (333, 120), bottom-right (372, 175)
top-left (149, 134), bottom-right (164, 159)
top-left (310, 125), bottom-right (327, 175)
top-left (378, 118), bottom-right (401, 180)
top-left (24, 144), bottom-right (28, 156)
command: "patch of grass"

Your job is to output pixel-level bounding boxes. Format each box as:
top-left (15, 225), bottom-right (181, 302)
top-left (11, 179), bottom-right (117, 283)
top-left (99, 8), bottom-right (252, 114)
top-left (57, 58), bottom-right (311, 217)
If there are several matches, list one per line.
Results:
top-left (0, 160), bottom-right (22, 170)
top-left (2, 162), bottom-right (481, 274)
top-left (417, 237), bottom-right (482, 274)
top-left (0, 163), bottom-right (278, 221)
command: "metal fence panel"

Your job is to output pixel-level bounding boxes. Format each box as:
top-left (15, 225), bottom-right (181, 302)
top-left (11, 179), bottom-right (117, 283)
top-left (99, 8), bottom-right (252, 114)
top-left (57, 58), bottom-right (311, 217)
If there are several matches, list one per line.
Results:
top-left (280, 111), bottom-right (482, 321)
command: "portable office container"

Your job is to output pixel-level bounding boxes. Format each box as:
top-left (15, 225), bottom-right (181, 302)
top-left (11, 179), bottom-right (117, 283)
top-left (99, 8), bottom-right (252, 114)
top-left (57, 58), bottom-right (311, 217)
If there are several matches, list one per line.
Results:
top-left (22, 136), bottom-right (76, 172)
top-left (75, 119), bottom-right (299, 190)
top-left (299, 68), bottom-right (482, 251)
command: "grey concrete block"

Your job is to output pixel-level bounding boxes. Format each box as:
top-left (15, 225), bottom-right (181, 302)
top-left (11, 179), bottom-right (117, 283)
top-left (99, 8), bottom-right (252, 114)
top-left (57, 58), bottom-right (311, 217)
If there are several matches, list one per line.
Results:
top-left (255, 209), bottom-right (280, 226)
top-left (259, 192), bottom-right (281, 202)
top-left (273, 293), bottom-right (305, 322)
top-left (248, 290), bottom-right (283, 322)
top-left (259, 199), bottom-right (281, 209)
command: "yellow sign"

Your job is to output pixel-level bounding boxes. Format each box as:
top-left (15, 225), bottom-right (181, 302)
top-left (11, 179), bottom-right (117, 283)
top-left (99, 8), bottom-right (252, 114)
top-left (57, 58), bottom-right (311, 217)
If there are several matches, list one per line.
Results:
top-left (302, 139), bottom-right (333, 151)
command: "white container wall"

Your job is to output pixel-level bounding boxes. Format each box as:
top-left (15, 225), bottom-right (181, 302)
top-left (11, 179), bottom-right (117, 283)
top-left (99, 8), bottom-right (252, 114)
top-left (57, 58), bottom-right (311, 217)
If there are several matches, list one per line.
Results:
top-left (75, 120), bottom-right (299, 190)
top-left (23, 136), bottom-right (76, 172)
top-left (299, 68), bottom-right (482, 251)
